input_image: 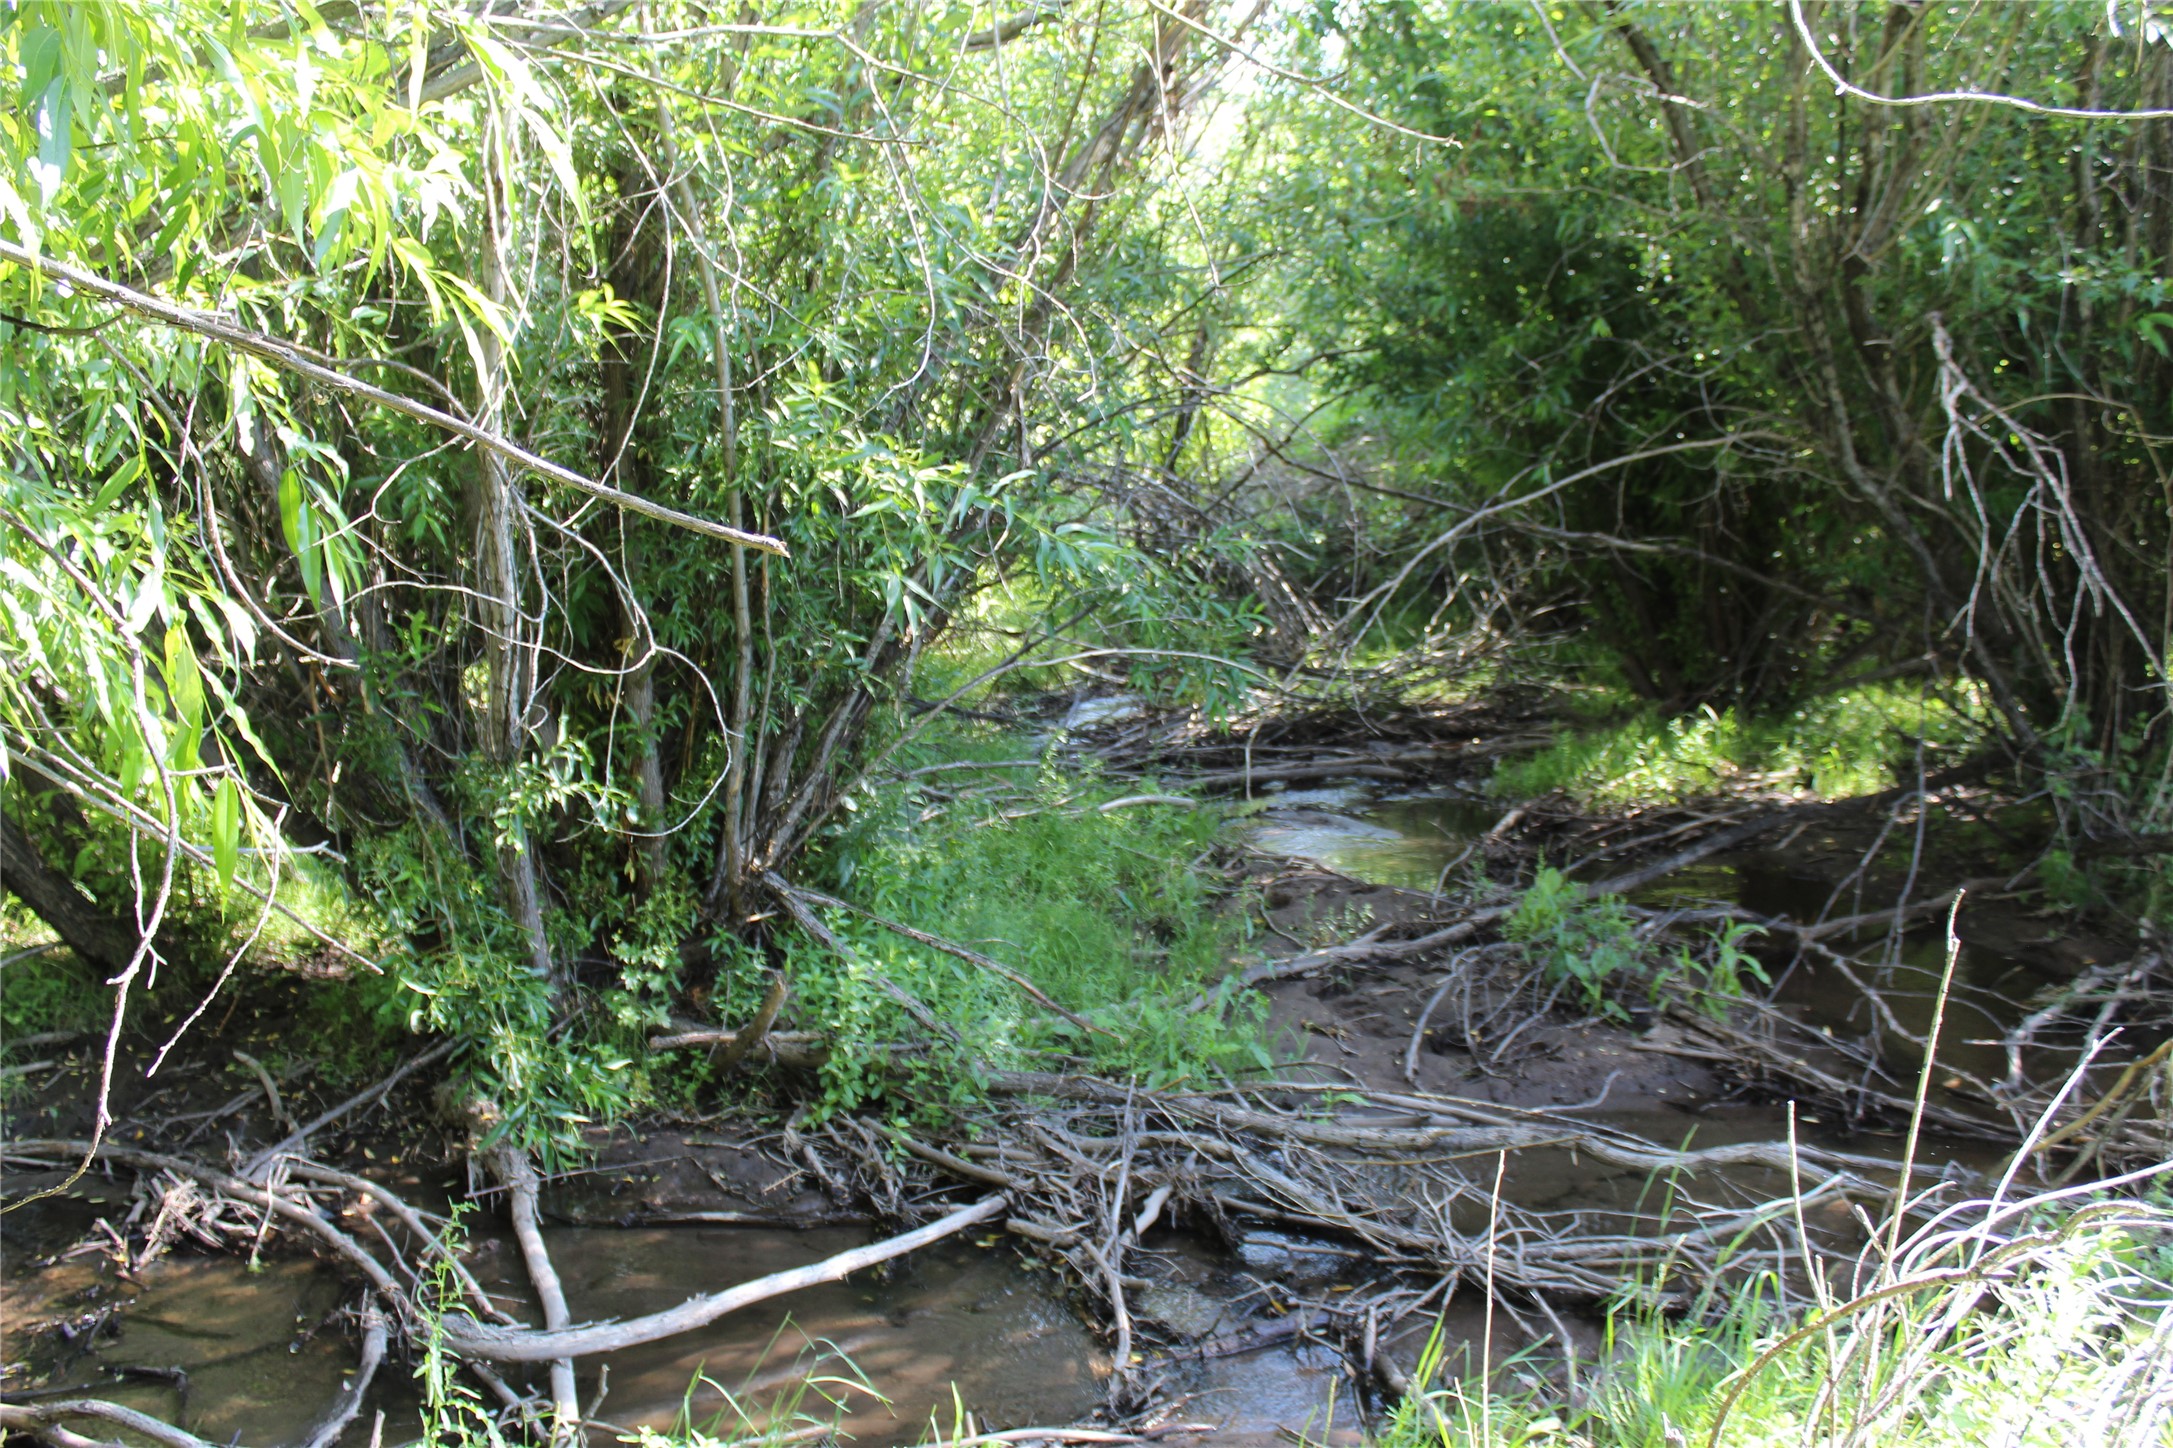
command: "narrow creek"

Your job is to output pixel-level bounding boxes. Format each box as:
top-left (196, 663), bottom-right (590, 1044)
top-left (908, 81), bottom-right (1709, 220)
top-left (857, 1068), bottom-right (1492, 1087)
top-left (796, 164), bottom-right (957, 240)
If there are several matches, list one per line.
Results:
top-left (1235, 777), bottom-right (2061, 1095)
top-left (4, 1189), bottom-right (1377, 1444)
top-left (5, 776), bottom-right (2042, 1445)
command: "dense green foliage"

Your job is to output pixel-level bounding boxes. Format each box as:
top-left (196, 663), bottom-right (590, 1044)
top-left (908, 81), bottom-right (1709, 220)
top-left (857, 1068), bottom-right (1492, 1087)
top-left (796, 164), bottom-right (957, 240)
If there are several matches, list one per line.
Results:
top-left (4, 0), bottom-right (2171, 1145)
top-left (1490, 684), bottom-right (1987, 804)
top-left (6, 9), bottom-right (2173, 1442)
top-left (1232, 0), bottom-right (2173, 755)
top-left (0, 0), bottom-right (1274, 1143)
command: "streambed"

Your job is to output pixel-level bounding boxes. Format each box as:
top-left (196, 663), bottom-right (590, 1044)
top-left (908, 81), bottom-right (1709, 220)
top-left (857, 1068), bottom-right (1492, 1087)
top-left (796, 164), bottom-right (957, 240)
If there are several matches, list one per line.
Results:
top-left (3, 774), bottom-right (2055, 1446)
top-left (2, 1183), bottom-right (1384, 1445)
top-left (1231, 776), bottom-right (2064, 1095)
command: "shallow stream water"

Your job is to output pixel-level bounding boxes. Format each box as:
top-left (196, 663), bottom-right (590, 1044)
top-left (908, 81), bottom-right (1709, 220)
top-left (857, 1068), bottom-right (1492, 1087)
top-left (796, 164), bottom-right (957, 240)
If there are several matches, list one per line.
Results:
top-left (1232, 778), bottom-right (2057, 1088)
top-left (2, 1212), bottom-right (1105, 1446)
top-left (3, 1199), bottom-right (1403, 1445)
top-left (3, 777), bottom-right (2046, 1445)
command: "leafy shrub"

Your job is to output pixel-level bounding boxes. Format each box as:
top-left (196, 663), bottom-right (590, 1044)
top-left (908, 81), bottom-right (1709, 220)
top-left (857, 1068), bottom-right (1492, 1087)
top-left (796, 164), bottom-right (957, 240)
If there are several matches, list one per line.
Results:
top-left (1504, 866), bottom-right (1645, 1019)
top-left (1660, 920), bottom-right (1771, 1022)
top-left (784, 734), bottom-right (1278, 1109)
top-left (1492, 686), bottom-right (1988, 805)
top-left (1506, 869), bottom-right (1768, 1022)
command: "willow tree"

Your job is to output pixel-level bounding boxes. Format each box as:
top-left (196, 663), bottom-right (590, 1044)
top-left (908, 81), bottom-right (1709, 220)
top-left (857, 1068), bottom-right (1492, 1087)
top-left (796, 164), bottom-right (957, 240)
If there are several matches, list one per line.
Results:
top-left (1239, 0), bottom-right (2173, 812)
top-left (0, 0), bottom-right (1273, 1146)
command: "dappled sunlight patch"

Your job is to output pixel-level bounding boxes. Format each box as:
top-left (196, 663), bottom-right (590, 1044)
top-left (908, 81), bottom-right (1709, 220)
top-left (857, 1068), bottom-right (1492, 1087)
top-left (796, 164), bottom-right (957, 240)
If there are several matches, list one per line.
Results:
top-left (1490, 686), bottom-right (1991, 807)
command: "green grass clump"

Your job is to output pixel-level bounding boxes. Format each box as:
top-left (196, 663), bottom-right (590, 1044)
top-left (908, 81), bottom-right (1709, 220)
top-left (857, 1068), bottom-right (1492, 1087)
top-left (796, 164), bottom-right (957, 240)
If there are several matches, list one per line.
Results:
top-left (1491, 685), bottom-right (1987, 805)
top-left (772, 729), bottom-right (1274, 1111)
top-left (1372, 1190), bottom-right (2173, 1448)
top-left (0, 941), bottom-right (104, 1040)
top-left (1502, 866), bottom-right (1769, 1021)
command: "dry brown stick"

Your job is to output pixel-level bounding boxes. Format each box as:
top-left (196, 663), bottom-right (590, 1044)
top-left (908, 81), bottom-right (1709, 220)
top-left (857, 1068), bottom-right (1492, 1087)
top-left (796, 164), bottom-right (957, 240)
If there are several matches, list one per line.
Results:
top-left (893, 758), bottom-right (1043, 778)
top-left (0, 1399), bottom-right (216, 1448)
top-left (231, 1049), bottom-right (295, 1133)
top-left (979, 1072), bottom-right (1906, 1180)
top-left (1579, 803), bottom-right (1839, 897)
top-left (1093, 794), bottom-right (1196, 813)
top-left (1099, 1105), bottom-right (1139, 1411)
top-left (1792, 878), bottom-right (2012, 942)
top-left (645, 1027), bottom-right (836, 1069)
top-left (2002, 959), bottom-right (2133, 1095)
top-left (900, 1432), bottom-right (1216, 1448)
top-left (777, 880), bottom-right (1113, 1036)
top-left (10, 1140), bottom-right (406, 1306)
top-left (441, 1193), bottom-right (1008, 1362)
top-left (487, 1148), bottom-right (581, 1444)
top-left (2031, 1039), bottom-right (2173, 1157)
top-left (1171, 738), bottom-right (1547, 791)
top-left (883, 1127), bottom-right (1032, 1191)
top-left (1404, 951), bottom-right (1479, 1085)
top-left (1654, 1010), bottom-right (2000, 1139)
top-left (0, 242), bottom-right (786, 554)
top-left (1190, 916), bottom-right (1503, 1010)
top-left (277, 1163), bottom-right (516, 1325)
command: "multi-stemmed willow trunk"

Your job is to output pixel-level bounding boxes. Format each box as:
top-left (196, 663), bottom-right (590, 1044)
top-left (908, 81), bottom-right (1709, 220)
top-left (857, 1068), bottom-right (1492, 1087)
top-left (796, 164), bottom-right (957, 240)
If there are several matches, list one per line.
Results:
top-left (572, 3), bottom-right (1219, 964)
top-left (0, 0), bottom-right (1258, 1161)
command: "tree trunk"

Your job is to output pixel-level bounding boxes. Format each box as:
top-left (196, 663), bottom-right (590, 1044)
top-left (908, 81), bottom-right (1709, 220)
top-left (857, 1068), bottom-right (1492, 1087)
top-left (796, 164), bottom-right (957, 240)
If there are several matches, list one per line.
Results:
top-left (0, 809), bottom-right (140, 976)
top-left (470, 128), bottom-right (558, 989)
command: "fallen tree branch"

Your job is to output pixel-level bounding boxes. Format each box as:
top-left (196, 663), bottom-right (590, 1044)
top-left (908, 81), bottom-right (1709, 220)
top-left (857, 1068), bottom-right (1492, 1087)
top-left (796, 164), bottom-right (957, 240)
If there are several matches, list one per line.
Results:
top-left (441, 1194), bottom-right (1009, 1361)
top-left (294, 1302), bottom-right (387, 1448)
top-left (646, 1026), bottom-right (836, 1067)
top-left (980, 1071), bottom-right (1911, 1182)
top-left (1095, 794), bottom-right (1197, 812)
top-left (231, 1049), bottom-right (295, 1134)
top-left (0, 242), bottom-right (786, 554)
top-left (0, 1399), bottom-right (216, 1448)
top-left (10, 1140), bottom-right (407, 1306)
top-left (1578, 774), bottom-right (1977, 898)
top-left (244, 1037), bottom-right (460, 1178)
top-left (1168, 739), bottom-right (1544, 793)
top-left (716, 971), bottom-right (790, 1071)
top-left (487, 1148), bottom-right (581, 1442)
top-left (1581, 806), bottom-right (1829, 898)
top-left (1193, 914), bottom-right (1505, 1008)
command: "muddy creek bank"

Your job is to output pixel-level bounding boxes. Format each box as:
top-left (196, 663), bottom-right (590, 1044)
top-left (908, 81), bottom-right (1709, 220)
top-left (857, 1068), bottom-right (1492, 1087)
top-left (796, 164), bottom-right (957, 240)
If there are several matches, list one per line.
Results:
top-left (3, 755), bottom-right (2092, 1448)
top-left (1233, 776), bottom-right (2085, 1103)
top-left (4, 1188), bottom-right (1435, 1446)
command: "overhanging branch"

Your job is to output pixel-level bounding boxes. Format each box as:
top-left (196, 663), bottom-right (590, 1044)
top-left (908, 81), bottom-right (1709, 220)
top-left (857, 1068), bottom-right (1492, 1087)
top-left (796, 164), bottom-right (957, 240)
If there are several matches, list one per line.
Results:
top-left (0, 242), bottom-right (788, 556)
